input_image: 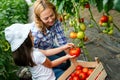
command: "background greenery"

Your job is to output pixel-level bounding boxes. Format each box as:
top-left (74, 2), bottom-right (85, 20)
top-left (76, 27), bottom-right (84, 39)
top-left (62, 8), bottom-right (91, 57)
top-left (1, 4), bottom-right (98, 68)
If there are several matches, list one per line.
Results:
top-left (0, 0), bottom-right (28, 80)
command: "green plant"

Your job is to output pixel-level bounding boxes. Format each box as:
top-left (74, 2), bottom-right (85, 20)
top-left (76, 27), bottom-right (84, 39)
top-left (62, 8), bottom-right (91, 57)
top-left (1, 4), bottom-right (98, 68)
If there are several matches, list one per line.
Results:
top-left (0, 0), bottom-right (28, 79)
top-left (50, 0), bottom-right (120, 61)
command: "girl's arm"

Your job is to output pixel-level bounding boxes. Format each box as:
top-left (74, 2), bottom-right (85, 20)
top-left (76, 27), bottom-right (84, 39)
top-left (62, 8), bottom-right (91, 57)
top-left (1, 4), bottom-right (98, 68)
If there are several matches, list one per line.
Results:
top-left (39, 43), bottom-right (74, 56)
top-left (42, 54), bottom-right (75, 68)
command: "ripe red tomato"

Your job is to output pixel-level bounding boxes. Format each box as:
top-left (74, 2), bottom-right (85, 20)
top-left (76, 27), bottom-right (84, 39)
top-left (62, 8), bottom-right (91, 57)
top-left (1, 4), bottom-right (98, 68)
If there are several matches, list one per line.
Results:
top-left (75, 69), bottom-right (82, 75)
top-left (70, 72), bottom-right (76, 78)
top-left (82, 67), bottom-right (89, 74)
top-left (85, 3), bottom-right (90, 8)
top-left (69, 77), bottom-right (73, 80)
top-left (59, 15), bottom-right (63, 22)
top-left (79, 18), bottom-right (84, 23)
top-left (76, 65), bottom-right (83, 70)
top-left (72, 75), bottom-right (80, 80)
top-left (100, 15), bottom-right (108, 22)
top-left (69, 47), bottom-right (81, 57)
top-left (79, 72), bottom-right (87, 80)
top-left (87, 69), bottom-right (94, 76)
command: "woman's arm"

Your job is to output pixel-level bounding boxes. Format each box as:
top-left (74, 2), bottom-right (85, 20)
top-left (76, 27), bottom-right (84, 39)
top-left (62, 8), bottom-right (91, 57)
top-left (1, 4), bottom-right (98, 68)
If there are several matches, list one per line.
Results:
top-left (42, 54), bottom-right (75, 68)
top-left (39, 43), bottom-right (74, 56)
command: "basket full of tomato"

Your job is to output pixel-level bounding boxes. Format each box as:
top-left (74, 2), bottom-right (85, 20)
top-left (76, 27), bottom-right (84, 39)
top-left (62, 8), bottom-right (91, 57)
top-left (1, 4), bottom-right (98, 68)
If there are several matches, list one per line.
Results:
top-left (58, 57), bottom-right (107, 80)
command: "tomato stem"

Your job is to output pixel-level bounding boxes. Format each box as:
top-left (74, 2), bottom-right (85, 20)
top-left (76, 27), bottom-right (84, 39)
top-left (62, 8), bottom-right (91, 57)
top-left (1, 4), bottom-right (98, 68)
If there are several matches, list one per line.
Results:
top-left (88, 8), bottom-right (101, 32)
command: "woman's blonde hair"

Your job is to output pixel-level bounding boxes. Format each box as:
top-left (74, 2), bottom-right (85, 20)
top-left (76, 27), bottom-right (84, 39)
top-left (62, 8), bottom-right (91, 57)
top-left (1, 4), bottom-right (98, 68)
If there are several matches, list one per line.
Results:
top-left (34, 0), bottom-right (58, 33)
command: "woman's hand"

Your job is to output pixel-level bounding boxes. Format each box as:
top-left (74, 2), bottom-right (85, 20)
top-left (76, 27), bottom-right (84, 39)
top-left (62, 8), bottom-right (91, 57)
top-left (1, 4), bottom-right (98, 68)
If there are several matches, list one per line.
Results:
top-left (62, 43), bottom-right (74, 50)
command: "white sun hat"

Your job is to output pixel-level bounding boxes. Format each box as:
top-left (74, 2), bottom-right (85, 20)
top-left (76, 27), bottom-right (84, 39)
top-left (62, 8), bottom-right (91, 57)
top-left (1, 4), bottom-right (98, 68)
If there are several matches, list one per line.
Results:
top-left (4, 23), bottom-right (31, 52)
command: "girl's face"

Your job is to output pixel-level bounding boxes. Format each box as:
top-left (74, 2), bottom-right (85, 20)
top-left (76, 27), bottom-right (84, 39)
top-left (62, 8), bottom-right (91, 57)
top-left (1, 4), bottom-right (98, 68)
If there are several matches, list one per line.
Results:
top-left (40, 8), bottom-right (56, 26)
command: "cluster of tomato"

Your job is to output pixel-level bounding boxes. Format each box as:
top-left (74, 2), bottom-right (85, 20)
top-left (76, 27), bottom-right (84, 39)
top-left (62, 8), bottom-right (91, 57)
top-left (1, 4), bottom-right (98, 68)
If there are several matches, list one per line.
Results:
top-left (68, 65), bottom-right (94, 80)
top-left (59, 13), bottom-right (70, 22)
top-left (99, 15), bottom-right (114, 35)
top-left (69, 18), bottom-right (88, 42)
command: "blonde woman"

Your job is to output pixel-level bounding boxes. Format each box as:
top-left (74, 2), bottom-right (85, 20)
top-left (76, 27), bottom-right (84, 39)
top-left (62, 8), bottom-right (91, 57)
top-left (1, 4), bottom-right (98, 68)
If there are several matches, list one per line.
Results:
top-left (30, 0), bottom-right (71, 78)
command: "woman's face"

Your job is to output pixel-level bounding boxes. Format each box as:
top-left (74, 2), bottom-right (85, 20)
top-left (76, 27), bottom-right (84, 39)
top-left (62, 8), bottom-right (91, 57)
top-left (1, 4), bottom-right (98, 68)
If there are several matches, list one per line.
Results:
top-left (40, 8), bottom-right (56, 26)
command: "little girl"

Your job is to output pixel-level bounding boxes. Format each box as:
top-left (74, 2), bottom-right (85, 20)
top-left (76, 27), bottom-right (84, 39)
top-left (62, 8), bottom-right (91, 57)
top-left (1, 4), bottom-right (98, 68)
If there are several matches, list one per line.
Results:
top-left (4, 23), bottom-right (75, 80)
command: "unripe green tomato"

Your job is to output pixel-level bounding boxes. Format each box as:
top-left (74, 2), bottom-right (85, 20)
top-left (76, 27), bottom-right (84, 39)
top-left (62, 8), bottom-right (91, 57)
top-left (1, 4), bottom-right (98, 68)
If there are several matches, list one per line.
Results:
top-left (108, 26), bottom-right (113, 30)
top-left (80, 23), bottom-right (86, 31)
top-left (88, 24), bottom-right (94, 28)
top-left (101, 22), bottom-right (108, 27)
top-left (102, 29), bottom-right (108, 33)
top-left (69, 20), bottom-right (73, 26)
top-left (108, 15), bottom-right (113, 22)
top-left (64, 14), bottom-right (70, 20)
top-left (77, 31), bottom-right (85, 39)
top-left (108, 29), bottom-right (113, 35)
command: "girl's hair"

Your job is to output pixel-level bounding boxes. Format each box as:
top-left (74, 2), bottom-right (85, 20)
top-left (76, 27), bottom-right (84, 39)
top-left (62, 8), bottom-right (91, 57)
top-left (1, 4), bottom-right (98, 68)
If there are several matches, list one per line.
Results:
top-left (34, 0), bottom-right (58, 33)
top-left (13, 35), bottom-right (36, 67)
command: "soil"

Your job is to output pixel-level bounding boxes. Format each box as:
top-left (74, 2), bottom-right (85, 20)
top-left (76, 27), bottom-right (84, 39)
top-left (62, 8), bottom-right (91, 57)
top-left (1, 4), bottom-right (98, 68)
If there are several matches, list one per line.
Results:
top-left (28, 5), bottom-right (120, 80)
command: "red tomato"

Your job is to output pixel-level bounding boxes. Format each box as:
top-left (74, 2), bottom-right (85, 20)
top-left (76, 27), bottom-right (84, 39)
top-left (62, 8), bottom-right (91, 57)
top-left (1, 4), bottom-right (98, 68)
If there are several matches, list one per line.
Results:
top-left (69, 77), bottom-right (73, 80)
top-left (70, 72), bottom-right (76, 78)
top-left (79, 72), bottom-right (87, 80)
top-left (87, 69), bottom-right (94, 76)
top-left (76, 65), bottom-right (83, 70)
top-left (79, 18), bottom-right (84, 23)
top-left (85, 3), bottom-right (90, 8)
top-left (100, 15), bottom-right (108, 22)
top-left (72, 75), bottom-right (80, 80)
top-left (75, 70), bottom-right (82, 75)
top-left (82, 67), bottom-right (89, 74)
top-left (69, 47), bottom-right (81, 57)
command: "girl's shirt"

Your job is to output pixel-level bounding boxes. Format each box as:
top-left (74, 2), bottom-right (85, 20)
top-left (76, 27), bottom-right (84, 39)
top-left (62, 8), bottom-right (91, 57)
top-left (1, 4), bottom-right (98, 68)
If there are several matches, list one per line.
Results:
top-left (29, 48), bottom-right (55, 80)
top-left (30, 20), bottom-right (67, 49)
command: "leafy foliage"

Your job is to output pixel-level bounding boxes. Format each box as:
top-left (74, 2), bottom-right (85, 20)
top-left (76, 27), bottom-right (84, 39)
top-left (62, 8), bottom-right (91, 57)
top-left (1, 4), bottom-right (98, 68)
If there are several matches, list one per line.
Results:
top-left (0, 0), bottom-right (28, 79)
top-left (50, 0), bottom-right (120, 14)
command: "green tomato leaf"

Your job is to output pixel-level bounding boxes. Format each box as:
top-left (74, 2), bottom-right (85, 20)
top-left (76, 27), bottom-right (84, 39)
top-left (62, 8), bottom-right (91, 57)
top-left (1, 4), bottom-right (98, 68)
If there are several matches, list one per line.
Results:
top-left (103, 0), bottom-right (114, 13)
top-left (89, 0), bottom-right (96, 6)
top-left (113, 0), bottom-right (120, 12)
top-left (96, 0), bottom-right (104, 12)
top-left (57, 0), bottom-right (65, 13)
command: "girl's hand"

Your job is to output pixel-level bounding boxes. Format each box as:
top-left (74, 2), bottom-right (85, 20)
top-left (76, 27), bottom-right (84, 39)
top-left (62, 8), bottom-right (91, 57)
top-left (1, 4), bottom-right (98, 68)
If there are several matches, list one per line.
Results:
top-left (62, 43), bottom-right (74, 50)
top-left (66, 54), bottom-right (76, 59)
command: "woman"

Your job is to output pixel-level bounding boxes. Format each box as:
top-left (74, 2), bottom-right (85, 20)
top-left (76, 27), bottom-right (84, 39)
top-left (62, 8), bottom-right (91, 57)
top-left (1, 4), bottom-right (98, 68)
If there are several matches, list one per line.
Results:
top-left (30, 0), bottom-right (71, 78)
